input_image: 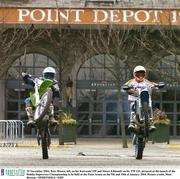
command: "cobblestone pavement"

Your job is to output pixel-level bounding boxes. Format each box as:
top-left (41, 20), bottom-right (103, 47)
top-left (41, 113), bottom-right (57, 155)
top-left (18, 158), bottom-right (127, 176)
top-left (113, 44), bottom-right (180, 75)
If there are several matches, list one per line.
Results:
top-left (0, 138), bottom-right (180, 167)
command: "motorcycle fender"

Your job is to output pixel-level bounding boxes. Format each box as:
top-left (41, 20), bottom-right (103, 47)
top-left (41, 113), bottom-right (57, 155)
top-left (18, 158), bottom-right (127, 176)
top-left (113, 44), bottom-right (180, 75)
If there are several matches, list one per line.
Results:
top-left (39, 79), bottom-right (54, 97)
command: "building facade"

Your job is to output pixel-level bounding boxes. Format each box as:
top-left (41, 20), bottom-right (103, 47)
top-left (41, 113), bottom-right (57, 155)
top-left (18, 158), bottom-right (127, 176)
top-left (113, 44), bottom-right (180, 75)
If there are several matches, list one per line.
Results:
top-left (0, 0), bottom-right (180, 137)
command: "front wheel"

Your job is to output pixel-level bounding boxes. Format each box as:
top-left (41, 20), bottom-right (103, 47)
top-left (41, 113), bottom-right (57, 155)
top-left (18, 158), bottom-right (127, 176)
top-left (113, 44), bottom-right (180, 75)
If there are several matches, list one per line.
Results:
top-left (34, 88), bottom-right (53, 122)
top-left (142, 102), bottom-right (149, 138)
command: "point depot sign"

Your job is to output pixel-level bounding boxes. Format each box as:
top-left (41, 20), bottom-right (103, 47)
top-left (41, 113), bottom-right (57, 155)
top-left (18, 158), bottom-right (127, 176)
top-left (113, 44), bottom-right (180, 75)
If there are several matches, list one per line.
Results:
top-left (0, 8), bottom-right (179, 25)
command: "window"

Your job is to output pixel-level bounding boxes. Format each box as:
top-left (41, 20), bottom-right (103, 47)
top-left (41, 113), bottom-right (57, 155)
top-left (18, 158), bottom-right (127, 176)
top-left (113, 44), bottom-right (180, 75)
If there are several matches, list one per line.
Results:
top-left (154, 55), bottom-right (180, 83)
top-left (7, 53), bottom-right (59, 80)
top-left (78, 54), bottom-right (130, 81)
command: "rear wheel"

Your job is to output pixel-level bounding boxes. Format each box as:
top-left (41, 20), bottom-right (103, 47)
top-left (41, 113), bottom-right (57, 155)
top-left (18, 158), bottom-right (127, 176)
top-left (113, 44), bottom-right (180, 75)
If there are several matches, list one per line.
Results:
top-left (41, 133), bottom-right (48, 159)
top-left (135, 137), bottom-right (144, 160)
top-left (41, 122), bottom-right (49, 159)
top-left (135, 102), bottom-right (148, 160)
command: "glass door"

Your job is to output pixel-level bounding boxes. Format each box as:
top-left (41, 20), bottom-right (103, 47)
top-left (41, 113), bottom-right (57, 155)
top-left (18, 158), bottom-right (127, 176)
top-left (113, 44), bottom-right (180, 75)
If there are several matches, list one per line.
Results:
top-left (6, 80), bottom-right (33, 135)
top-left (90, 101), bottom-right (104, 136)
top-left (105, 101), bottom-right (119, 136)
top-left (78, 91), bottom-right (120, 137)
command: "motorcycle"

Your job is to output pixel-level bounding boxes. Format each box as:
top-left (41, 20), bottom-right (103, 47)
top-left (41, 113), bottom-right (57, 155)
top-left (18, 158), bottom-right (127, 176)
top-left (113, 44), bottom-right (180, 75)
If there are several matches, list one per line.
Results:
top-left (123, 82), bottom-right (165, 160)
top-left (29, 77), bottom-right (54, 159)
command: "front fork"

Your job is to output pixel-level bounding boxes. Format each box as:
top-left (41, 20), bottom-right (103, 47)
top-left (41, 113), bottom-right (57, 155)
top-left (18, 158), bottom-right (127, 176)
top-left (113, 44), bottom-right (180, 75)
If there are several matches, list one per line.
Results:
top-left (137, 102), bottom-right (153, 122)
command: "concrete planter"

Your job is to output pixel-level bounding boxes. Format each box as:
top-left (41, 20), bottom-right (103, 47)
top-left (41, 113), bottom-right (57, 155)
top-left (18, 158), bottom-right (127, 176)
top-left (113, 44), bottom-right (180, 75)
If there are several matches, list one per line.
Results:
top-left (58, 125), bottom-right (77, 145)
top-left (151, 124), bottom-right (170, 144)
top-left (63, 125), bottom-right (77, 144)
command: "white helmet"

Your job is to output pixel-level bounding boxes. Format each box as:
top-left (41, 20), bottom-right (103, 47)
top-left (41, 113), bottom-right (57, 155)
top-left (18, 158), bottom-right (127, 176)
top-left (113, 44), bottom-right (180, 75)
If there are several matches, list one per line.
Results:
top-left (133, 65), bottom-right (146, 81)
top-left (43, 67), bottom-right (56, 80)
top-left (133, 65), bottom-right (146, 73)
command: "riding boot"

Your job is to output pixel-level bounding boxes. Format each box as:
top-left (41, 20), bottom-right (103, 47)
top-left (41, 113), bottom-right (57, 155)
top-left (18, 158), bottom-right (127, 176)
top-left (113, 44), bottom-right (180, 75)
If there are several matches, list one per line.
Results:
top-left (149, 119), bottom-right (156, 132)
top-left (49, 116), bottom-right (59, 127)
top-left (26, 107), bottom-right (36, 128)
top-left (148, 109), bottom-right (156, 132)
top-left (48, 104), bottom-right (58, 127)
top-left (128, 112), bottom-right (137, 132)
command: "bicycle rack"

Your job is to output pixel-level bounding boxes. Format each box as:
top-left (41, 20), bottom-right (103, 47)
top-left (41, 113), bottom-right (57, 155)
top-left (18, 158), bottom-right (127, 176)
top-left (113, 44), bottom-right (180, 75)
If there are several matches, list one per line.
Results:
top-left (0, 120), bottom-right (24, 147)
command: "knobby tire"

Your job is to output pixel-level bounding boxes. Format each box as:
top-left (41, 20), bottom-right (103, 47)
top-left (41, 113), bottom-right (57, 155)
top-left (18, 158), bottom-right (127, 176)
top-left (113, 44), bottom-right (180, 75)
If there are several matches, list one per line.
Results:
top-left (41, 122), bottom-right (49, 159)
top-left (135, 102), bottom-right (149, 160)
top-left (135, 137), bottom-right (144, 160)
top-left (143, 102), bottom-right (149, 138)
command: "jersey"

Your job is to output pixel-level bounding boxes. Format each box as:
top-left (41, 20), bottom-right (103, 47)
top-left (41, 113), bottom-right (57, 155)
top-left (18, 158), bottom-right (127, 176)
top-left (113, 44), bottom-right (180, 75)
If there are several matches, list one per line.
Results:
top-left (124, 78), bottom-right (156, 102)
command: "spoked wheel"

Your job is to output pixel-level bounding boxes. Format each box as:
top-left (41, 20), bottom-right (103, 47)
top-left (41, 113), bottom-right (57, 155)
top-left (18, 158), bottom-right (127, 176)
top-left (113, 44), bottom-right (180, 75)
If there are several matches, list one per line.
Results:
top-left (41, 132), bottom-right (48, 159)
top-left (37, 117), bottom-right (51, 159)
top-left (34, 89), bottom-right (53, 122)
top-left (135, 136), bottom-right (144, 160)
top-left (40, 121), bottom-right (49, 160)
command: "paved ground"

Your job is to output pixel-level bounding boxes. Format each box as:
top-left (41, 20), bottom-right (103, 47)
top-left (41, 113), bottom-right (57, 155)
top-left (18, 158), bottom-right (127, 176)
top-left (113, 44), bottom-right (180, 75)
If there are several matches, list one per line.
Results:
top-left (0, 138), bottom-right (180, 167)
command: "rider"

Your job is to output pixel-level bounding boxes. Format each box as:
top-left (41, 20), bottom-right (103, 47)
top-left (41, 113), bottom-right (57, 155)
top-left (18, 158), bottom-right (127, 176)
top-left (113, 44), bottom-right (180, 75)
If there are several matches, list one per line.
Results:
top-left (124, 65), bottom-right (157, 133)
top-left (22, 67), bottom-right (59, 128)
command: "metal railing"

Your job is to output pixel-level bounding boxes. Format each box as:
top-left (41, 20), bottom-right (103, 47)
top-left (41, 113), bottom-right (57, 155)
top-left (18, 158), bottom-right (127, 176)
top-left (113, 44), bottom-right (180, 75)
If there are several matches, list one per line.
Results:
top-left (0, 120), bottom-right (24, 147)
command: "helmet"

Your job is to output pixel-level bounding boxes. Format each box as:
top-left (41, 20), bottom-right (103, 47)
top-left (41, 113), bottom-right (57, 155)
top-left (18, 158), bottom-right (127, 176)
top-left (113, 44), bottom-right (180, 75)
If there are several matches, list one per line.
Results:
top-left (43, 67), bottom-right (56, 80)
top-left (133, 65), bottom-right (146, 82)
top-left (133, 65), bottom-right (146, 73)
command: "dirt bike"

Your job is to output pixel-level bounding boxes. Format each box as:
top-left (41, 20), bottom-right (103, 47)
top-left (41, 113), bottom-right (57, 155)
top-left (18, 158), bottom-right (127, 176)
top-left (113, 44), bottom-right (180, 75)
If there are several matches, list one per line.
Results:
top-left (29, 78), bottom-right (54, 159)
top-left (123, 82), bottom-right (165, 160)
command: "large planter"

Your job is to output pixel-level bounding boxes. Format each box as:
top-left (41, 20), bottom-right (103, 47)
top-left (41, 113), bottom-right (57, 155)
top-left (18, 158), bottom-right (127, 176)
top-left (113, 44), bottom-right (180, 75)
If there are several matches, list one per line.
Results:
top-left (63, 125), bottom-right (77, 144)
top-left (151, 124), bottom-right (170, 144)
top-left (58, 125), bottom-right (77, 145)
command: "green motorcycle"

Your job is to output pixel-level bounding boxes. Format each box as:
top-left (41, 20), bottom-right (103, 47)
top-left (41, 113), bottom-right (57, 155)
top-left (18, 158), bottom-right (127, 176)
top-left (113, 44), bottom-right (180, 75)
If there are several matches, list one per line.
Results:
top-left (30, 78), bottom-right (54, 159)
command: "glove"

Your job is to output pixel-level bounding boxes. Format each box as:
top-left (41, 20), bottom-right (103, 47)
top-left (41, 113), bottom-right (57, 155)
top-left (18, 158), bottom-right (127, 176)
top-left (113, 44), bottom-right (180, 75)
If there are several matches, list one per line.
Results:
top-left (22, 72), bottom-right (27, 77)
top-left (128, 89), bottom-right (139, 96)
top-left (22, 72), bottom-right (32, 78)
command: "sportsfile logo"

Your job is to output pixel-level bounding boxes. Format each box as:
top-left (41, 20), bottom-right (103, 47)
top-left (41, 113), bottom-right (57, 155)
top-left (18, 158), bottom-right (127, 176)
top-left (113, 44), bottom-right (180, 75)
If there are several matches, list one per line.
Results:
top-left (0, 169), bottom-right (25, 176)
top-left (6, 169), bottom-right (25, 176)
top-left (1, 169), bottom-right (4, 176)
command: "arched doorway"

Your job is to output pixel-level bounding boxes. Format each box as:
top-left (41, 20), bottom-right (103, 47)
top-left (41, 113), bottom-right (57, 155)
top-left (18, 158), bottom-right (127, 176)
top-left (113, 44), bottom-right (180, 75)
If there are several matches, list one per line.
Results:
top-left (6, 53), bottom-right (59, 135)
top-left (76, 54), bottom-right (131, 137)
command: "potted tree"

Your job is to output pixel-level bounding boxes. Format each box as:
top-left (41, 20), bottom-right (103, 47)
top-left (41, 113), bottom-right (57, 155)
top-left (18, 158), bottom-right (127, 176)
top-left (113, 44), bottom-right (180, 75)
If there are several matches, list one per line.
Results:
top-left (151, 108), bottom-right (171, 144)
top-left (57, 111), bottom-right (77, 144)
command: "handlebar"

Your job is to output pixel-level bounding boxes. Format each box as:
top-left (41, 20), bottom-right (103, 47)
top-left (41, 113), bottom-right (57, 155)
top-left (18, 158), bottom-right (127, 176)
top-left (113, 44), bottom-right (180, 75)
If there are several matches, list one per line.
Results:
top-left (122, 82), bottom-right (165, 92)
top-left (21, 72), bottom-right (27, 77)
top-left (155, 82), bottom-right (165, 88)
top-left (122, 85), bottom-right (130, 91)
